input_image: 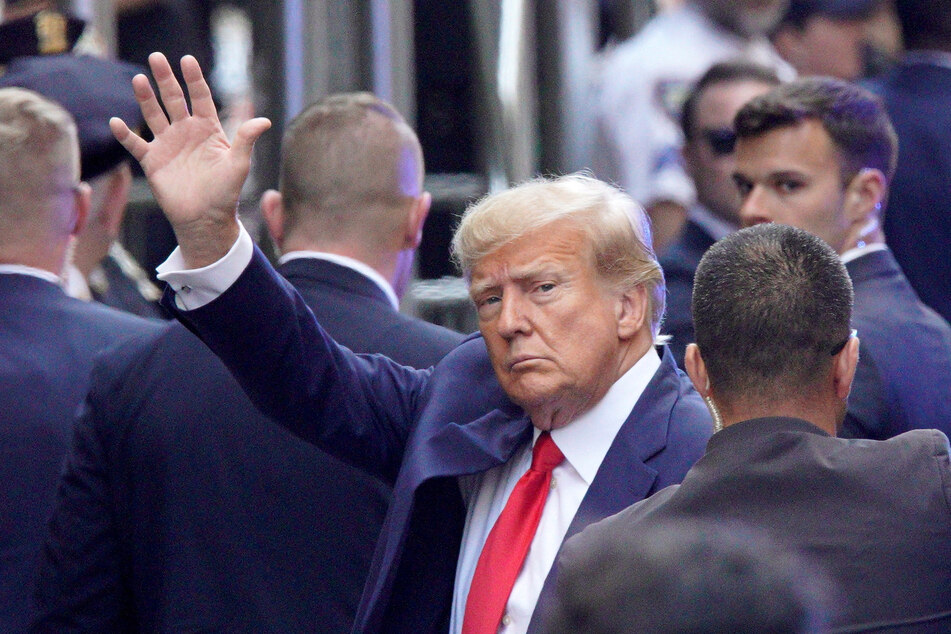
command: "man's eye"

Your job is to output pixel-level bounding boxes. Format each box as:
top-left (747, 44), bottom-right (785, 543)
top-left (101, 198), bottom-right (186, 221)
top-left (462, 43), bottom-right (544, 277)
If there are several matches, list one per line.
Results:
top-left (777, 179), bottom-right (803, 194)
top-left (536, 283), bottom-right (556, 293)
top-left (733, 178), bottom-right (752, 197)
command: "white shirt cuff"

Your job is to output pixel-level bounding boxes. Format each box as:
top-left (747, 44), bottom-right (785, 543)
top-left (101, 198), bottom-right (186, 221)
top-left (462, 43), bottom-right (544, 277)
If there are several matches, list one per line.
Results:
top-left (156, 221), bottom-right (254, 311)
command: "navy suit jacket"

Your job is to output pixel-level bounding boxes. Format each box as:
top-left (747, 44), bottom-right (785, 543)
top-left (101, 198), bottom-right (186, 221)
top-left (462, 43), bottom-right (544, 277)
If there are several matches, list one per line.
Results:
top-left (842, 249), bottom-right (951, 440)
top-left (32, 258), bottom-right (463, 632)
top-left (553, 418), bottom-right (951, 631)
top-left (875, 60), bottom-right (951, 323)
top-left (658, 219), bottom-right (716, 367)
top-left (169, 248), bottom-right (714, 633)
top-left (0, 274), bottom-right (158, 632)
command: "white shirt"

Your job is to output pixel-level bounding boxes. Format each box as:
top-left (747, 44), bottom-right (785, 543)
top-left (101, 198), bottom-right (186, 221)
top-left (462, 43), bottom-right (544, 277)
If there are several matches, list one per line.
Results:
top-left (594, 3), bottom-right (793, 208)
top-left (840, 242), bottom-right (888, 265)
top-left (0, 264), bottom-right (62, 285)
top-left (156, 228), bottom-right (664, 631)
top-left (451, 348), bottom-right (662, 634)
top-left (278, 251), bottom-right (399, 311)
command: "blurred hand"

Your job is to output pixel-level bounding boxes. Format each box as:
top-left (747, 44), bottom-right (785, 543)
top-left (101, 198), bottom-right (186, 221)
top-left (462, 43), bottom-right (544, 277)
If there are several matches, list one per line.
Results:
top-left (110, 52), bottom-right (271, 268)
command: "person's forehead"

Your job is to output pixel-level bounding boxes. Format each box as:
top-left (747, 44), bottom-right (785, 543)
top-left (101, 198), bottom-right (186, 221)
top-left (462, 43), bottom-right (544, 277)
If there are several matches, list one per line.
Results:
top-left (735, 119), bottom-right (841, 174)
top-left (696, 80), bottom-right (778, 126)
top-left (469, 221), bottom-right (593, 282)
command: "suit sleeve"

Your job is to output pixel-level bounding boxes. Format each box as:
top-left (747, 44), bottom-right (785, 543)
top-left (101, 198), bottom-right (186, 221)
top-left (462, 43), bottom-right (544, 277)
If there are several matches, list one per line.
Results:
top-left (166, 246), bottom-right (427, 481)
top-left (31, 367), bottom-right (133, 632)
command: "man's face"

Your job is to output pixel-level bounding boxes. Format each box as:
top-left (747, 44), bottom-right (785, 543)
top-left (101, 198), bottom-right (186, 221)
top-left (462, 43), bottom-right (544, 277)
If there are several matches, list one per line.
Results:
top-left (469, 220), bottom-right (635, 430)
top-left (734, 119), bottom-right (851, 251)
top-left (683, 79), bottom-right (777, 226)
top-left (701, 0), bottom-right (790, 37)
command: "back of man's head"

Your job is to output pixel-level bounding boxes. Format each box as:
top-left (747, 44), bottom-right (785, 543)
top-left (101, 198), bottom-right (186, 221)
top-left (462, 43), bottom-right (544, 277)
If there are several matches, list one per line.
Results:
top-left (543, 520), bottom-right (832, 633)
top-left (0, 86), bottom-right (79, 252)
top-left (734, 77), bottom-right (898, 184)
top-left (894, 0), bottom-right (951, 52)
top-left (278, 92), bottom-right (424, 251)
top-left (692, 223), bottom-right (853, 408)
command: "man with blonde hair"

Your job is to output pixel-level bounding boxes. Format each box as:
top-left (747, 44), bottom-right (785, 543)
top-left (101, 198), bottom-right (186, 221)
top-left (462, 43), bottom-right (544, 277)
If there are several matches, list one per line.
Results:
top-left (0, 87), bottom-right (156, 631)
top-left (111, 53), bottom-right (712, 633)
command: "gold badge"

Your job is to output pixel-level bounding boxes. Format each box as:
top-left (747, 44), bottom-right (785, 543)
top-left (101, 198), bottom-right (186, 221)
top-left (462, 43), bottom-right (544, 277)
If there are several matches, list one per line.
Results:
top-left (34, 10), bottom-right (69, 55)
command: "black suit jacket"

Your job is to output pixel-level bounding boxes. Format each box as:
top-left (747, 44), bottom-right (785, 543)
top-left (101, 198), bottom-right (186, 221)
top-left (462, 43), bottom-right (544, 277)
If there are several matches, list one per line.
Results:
top-left (0, 274), bottom-right (158, 632)
top-left (658, 219), bottom-right (716, 367)
top-left (552, 417), bottom-right (951, 631)
top-left (876, 60), bottom-right (951, 323)
top-left (32, 258), bottom-right (463, 632)
top-left (843, 249), bottom-right (951, 440)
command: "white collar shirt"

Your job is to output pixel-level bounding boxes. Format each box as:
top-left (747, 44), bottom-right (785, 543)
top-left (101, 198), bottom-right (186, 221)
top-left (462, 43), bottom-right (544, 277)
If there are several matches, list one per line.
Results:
top-left (0, 264), bottom-right (62, 286)
top-left (278, 251), bottom-right (399, 311)
top-left (450, 347), bottom-right (662, 634)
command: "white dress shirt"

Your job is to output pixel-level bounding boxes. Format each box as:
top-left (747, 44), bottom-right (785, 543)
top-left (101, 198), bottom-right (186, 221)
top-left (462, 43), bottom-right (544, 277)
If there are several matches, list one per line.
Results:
top-left (278, 251), bottom-right (399, 311)
top-left (451, 348), bottom-right (662, 634)
top-left (0, 264), bottom-right (62, 285)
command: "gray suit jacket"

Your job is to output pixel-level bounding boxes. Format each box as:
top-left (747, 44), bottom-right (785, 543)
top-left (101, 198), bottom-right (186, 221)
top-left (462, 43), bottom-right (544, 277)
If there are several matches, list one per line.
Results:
top-left (551, 417), bottom-right (951, 632)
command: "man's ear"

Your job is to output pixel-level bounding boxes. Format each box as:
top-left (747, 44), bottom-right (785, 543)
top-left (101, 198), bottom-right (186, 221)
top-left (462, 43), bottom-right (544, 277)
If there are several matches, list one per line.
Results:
top-left (100, 164), bottom-right (133, 238)
top-left (684, 343), bottom-right (712, 398)
top-left (616, 285), bottom-right (648, 340)
top-left (71, 181), bottom-right (91, 236)
top-left (260, 189), bottom-right (284, 246)
top-left (844, 168), bottom-right (887, 225)
top-left (403, 191), bottom-right (431, 250)
top-left (833, 335), bottom-right (860, 401)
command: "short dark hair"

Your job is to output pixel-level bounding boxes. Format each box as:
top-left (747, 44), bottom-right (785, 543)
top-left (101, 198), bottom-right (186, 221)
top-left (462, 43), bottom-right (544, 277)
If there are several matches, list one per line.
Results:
top-left (680, 61), bottom-right (782, 141)
top-left (541, 521), bottom-right (833, 634)
top-left (734, 77), bottom-right (898, 183)
top-left (894, 0), bottom-right (951, 51)
top-left (692, 224), bottom-right (853, 405)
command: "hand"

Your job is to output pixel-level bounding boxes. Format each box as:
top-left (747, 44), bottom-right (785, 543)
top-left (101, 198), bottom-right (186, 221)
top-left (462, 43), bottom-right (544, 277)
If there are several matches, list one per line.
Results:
top-left (110, 52), bottom-right (271, 268)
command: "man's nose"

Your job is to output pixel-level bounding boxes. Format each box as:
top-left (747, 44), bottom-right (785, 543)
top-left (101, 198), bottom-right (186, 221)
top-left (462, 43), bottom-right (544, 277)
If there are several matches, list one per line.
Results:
top-left (739, 186), bottom-right (771, 228)
top-left (496, 294), bottom-right (532, 338)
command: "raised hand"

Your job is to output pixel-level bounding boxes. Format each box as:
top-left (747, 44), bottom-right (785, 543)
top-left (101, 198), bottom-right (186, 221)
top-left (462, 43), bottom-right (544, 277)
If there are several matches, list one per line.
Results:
top-left (110, 52), bottom-right (271, 268)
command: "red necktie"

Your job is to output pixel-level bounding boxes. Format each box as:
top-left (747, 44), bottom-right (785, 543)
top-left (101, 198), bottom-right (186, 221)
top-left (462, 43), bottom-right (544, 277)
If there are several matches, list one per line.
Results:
top-left (462, 432), bottom-right (565, 634)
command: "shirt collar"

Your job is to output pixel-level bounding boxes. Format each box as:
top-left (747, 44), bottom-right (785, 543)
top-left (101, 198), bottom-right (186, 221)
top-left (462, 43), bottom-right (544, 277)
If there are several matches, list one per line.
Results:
top-left (903, 50), bottom-right (951, 71)
top-left (688, 204), bottom-right (738, 241)
top-left (0, 264), bottom-right (62, 285)
top-left (546, 347), bottom-right (662, 484)
top-left (278, 250), bottom-right (399, 310)
top-left (840, 242), bottom-right (888, 264)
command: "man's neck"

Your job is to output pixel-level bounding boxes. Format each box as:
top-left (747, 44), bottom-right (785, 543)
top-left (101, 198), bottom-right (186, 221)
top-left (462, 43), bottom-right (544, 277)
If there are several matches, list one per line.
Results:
top-left (719, 400), bottom-right (838, 436)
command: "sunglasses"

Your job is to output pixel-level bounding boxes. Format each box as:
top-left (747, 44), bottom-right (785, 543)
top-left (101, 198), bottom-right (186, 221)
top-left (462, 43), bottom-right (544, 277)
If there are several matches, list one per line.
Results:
top-left (701, 128), bottom-right (737, 156)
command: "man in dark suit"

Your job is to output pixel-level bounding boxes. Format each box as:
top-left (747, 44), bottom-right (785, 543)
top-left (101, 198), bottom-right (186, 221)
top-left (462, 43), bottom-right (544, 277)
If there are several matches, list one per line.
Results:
top-left (110, 53), bottom-right (712, 633)
top-left (548, 224), bottom-right (951, 632)
top-left (0, 38), bottom-right (168, 320)
top-left (32, 92), bottom-right (463, 631)
top-left (733, 77), bottom-right (951, 440)
top-left (874, 0), bottom-right (951, 323)
top-left (0, 87), bottom-right (158, 632)
top-left (661, 61), bottom-right (780, 365)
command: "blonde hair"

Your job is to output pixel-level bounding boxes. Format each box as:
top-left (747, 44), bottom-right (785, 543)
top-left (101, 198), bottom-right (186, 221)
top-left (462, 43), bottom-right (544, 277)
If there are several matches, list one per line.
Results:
top-left (0, 88), bottom-right (80, 241)
top-left (451, 173), bottom-right (666, 337)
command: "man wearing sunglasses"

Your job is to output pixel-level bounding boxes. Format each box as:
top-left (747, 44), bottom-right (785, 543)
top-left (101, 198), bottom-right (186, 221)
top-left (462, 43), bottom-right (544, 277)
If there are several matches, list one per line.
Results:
top-left (661, 61), bottom-right (781, 366)
top-left (733, 77), bottom-right (951, 441)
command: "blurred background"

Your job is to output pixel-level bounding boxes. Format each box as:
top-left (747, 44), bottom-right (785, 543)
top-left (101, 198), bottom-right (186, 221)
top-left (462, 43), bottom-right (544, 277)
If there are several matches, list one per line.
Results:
top-left (0, 0), bottom-right (904, 331)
